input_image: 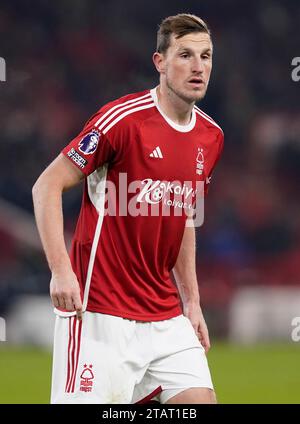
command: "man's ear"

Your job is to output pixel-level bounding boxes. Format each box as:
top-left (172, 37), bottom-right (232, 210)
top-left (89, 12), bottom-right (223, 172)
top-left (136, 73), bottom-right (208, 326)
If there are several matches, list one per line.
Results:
top-left (152, 52), bottom-right (166, 74)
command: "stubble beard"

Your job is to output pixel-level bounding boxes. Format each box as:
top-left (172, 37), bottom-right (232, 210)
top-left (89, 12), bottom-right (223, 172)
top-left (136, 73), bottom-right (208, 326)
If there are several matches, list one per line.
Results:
top-left (166, 77), bottom-right (207, 105)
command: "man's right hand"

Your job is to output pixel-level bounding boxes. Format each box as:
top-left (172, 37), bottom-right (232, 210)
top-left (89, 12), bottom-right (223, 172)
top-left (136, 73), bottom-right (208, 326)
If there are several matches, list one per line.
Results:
top-left (50, 269), bottom-right (83, 320)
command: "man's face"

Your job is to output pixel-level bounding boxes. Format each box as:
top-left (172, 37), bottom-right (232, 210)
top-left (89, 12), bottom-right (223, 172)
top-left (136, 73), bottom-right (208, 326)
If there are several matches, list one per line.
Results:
top-left (157, 32), bottom-right (213, 103)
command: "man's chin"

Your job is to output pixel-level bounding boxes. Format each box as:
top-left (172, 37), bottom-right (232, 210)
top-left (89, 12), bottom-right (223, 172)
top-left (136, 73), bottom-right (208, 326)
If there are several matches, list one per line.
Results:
top-left (181, 87), bottom-right (207, 103)
top-left (190, 88), bottom-right (207, 102)
top-left (166, 83), bottom-right (206, 104)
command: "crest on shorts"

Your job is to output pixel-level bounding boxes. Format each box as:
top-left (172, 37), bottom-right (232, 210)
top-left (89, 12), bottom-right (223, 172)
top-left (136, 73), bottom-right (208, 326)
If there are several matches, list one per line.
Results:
top-left (80, 364), bottom-right (94, 392)
top-left (78, 130), bottom-right (99, 155)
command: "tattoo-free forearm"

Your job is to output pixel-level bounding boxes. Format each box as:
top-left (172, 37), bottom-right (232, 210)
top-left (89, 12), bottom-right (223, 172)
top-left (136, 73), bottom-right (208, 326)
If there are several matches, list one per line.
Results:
top-left (32, 177), bottom-right (72, 273)
top-left (173, 224), bottom-right (200, 305)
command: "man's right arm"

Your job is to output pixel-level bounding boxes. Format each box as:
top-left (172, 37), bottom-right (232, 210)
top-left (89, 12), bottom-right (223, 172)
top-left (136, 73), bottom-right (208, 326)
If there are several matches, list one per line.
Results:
top-left (32, 153), bottom-right (84, 319)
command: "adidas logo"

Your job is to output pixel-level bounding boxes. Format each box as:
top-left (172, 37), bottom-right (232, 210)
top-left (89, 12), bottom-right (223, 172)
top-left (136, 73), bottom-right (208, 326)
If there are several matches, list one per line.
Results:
top-left (149, 146), bottom-right (163, 158)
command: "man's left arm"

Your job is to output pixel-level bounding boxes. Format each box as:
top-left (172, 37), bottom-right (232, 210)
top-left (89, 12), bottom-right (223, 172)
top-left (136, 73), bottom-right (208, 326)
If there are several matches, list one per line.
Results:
top-left (172, 221), bottom-right (210, 353)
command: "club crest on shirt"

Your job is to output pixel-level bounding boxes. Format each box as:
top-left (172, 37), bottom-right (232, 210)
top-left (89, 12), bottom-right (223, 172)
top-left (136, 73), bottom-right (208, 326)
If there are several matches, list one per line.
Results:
top-left (196, 148), bottom-right (204, 175)
top-left (78, 130), bottom-right (99, 155)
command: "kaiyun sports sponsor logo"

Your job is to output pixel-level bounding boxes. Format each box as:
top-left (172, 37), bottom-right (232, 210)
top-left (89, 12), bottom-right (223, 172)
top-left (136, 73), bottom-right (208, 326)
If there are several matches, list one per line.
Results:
top-left (136, 178), bottom-right (196, 208)
top-left (98, 173), bottom-right (205, 227)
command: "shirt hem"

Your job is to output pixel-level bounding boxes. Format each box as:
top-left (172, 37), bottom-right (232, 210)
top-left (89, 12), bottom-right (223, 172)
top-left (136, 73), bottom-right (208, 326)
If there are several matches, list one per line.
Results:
top-left (85, 305), bottom-right (182, 322)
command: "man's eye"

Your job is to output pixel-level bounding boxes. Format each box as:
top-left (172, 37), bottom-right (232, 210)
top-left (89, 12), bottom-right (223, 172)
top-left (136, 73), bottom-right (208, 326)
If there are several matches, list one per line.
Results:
top-left (180, 53), bottom-right (189, 58)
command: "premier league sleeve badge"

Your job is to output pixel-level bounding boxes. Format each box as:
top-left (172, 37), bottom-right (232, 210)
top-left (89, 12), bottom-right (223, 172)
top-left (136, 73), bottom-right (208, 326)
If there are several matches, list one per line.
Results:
top-left (78, 129), bottom-right (100, 155)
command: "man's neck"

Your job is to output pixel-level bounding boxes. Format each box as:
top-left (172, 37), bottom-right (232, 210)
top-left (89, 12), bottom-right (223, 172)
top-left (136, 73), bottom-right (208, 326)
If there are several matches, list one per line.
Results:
top-left (156, 85), bottom-right (195, 126)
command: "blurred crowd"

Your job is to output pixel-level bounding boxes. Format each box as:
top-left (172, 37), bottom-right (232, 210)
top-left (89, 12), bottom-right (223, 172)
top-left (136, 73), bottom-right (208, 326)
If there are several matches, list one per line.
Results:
top-left (0, 0), bottom-right (300, 330)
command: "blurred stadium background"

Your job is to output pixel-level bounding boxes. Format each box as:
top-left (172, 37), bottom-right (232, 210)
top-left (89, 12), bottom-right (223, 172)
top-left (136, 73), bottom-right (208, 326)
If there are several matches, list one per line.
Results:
top-left (1, 0), bottom-right (300, 404)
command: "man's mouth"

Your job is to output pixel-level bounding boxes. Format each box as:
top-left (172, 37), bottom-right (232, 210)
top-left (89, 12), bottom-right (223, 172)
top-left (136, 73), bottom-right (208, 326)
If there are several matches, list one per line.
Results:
top-left (188, 78), bottom-right (205, 87)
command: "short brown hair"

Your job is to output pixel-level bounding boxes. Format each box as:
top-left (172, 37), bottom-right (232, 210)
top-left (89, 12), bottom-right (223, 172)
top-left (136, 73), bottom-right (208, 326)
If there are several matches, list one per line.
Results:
top-left (157, 13), bottom-right (211, 54)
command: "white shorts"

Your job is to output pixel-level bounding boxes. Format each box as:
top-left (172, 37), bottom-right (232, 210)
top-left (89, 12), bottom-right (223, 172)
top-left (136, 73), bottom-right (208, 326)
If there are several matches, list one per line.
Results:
top-left (51, 312), bottom-right (213, 404)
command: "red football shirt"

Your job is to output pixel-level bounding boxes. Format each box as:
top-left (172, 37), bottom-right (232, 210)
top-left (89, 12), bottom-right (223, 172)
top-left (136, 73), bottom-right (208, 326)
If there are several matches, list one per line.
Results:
top-left (59, 87), bottom-right (224, 321)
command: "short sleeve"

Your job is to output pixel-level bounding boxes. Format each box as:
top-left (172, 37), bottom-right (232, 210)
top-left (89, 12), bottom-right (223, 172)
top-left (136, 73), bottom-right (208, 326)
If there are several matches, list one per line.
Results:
top-left (204, 130), bottom-right (224, 195)
top-left (62, 109), bottom-right (117, 176)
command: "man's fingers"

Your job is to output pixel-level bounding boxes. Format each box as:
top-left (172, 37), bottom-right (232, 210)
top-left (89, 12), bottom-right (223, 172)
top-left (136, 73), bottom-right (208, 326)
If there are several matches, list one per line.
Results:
top-left (76, 309), bottom-right (83, 320)
top-left (203, 340), bottom-right (210, 354)
top-left (75, 303), bottom-right (83, 320)
top-left (52, 293), bottom-right (77, 312)
top-left (51, 295), bottom-right (65, 309)
top-left (51, 295), bottom-right (60, 309)
top-left (200, 333), bottom-right (211, 353)
top-left (196, 326), bottom-right (211, 353)
top-left (65, 298), bottom-right (74, 311)
top-left (58, 297), bottom-right (67, 310)
top-left (50, 276), bottom-right (82, 317)
top-left (73, 293), bottom-right (83, 320)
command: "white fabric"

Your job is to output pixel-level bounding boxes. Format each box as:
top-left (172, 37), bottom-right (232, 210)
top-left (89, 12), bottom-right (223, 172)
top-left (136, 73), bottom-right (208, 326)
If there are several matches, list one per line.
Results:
top-left (51, 312), bottom-right (213, 404)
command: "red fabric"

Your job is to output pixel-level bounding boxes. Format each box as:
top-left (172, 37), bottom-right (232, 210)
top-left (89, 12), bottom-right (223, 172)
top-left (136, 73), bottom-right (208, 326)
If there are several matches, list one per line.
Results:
top-left (135, 386), bottom-right (162, 404)
top-left (62, 89), bottom-right (224, 321)
top-left (65, 317), bottom-right (82, 393)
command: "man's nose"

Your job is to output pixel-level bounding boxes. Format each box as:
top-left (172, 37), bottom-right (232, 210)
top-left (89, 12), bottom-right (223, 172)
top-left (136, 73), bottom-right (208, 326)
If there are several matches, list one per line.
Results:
top-left (191, 57), bottom-right (204, 73)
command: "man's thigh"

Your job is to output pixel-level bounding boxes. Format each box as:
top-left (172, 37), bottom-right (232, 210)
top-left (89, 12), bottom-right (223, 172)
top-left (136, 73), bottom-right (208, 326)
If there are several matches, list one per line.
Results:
top-left (165, 387), bottom-right (217, 404)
